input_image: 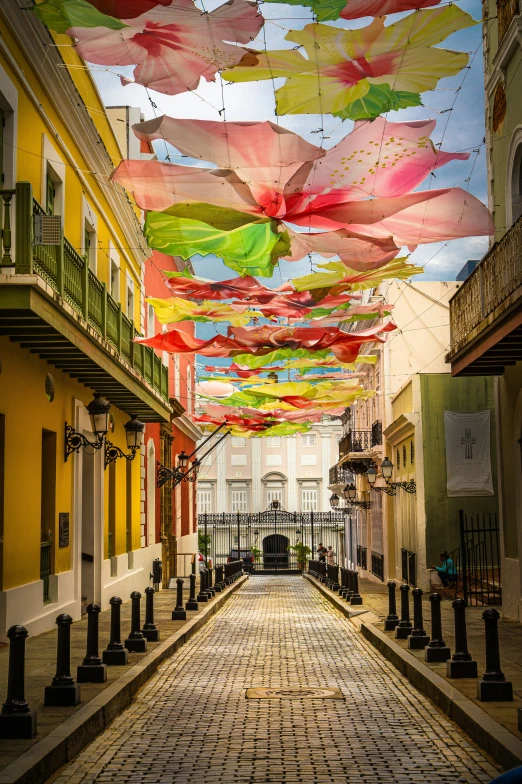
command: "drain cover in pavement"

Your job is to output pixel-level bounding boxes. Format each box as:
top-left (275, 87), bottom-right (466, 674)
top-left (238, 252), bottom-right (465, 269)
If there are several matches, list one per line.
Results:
top-left (246, 687), bottom-right (343, 699)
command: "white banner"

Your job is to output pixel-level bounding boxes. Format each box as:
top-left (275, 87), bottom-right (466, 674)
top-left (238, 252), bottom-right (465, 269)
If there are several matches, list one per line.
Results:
top-left (444, 411), bottom-right (494, 497)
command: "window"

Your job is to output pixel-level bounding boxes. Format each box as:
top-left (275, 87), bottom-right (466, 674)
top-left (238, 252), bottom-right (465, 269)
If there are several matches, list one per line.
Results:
top-left (147, 303), bottom-right (155, 338)
top-left (512, 146), bottom-right (522, 224)
top-left (231, 436), bottom-right (246, 448)
top-left (266, 489), bottom-right (283, 507)
top-left (396, 448), bottom-right (401, 470)
top-left (231, 489), bottom-right (249, 512)
top-left (266, 437), bottom-right (281, 448)
top-left (197, 488), bottom-right (213, 513)
top-left (84, 221), bottom-right (96, 272)
top-left (410, 440), bottom-right (415, 464)
top-left (46, 173), bottom-right (55, 215)
top-left (301, 488), bottom-right (317, 512)
top-left (301, 433), bottom-right (316, 447)
top-left (110, 243), bottom-right (120, 300)
top-left (403, 444), bottom-right (407, 468)
top-left (126, 277), bottom-right (135, 321)
top-left (186, 365), bottom-right (192, 414)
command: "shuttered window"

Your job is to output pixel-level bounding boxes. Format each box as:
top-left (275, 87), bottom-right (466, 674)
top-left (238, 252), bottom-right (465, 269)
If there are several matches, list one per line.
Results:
top-left (301, 488), bottom-right (317, 512)
top-left (231, 489), bottom-right (248, 512)
top-left (197, 489), bottom-right (213, 513)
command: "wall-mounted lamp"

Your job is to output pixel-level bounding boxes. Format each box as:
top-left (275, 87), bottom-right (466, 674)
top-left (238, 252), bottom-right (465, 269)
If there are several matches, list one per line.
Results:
top-left (156, 422), bottom-right (229, 489)
top-left (65, 393), bottom-right (111, 462)
top-left (329, 493), bottom-right (340, 509)
top-left (342, 483), bottom-right (372, 510)
top-left (366, 456), bottom-right (416, 495)
top-left (105, 415), bottom-right (145, 469)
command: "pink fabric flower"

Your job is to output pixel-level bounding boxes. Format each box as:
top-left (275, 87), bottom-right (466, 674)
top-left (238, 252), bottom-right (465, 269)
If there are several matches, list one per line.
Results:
top-left (69, 0), bottom-right (263, 96)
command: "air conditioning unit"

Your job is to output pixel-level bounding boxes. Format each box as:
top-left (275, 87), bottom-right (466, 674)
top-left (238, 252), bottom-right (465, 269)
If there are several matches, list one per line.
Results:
top-left (34, 215), bottom-right (62, 246)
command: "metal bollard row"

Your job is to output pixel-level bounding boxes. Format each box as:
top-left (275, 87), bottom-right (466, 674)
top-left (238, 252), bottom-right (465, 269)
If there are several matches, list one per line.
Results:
top-left (383, 584), bottom-right (513, 702)
top-left (308, 561), bottom-right (363, 606)
top-left (224, 559), bottom-right (243, 583)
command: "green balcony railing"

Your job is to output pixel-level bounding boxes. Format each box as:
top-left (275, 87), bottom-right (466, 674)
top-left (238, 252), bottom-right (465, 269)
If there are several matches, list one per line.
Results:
top-left (0, 182), bottom-right (169, 405)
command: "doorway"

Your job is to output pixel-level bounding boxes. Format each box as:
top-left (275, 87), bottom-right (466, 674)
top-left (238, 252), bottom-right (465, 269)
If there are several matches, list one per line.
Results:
top-left (81, 449), bottom-right (95, 608)
top-left (262, 534), bottom-right (289, 569)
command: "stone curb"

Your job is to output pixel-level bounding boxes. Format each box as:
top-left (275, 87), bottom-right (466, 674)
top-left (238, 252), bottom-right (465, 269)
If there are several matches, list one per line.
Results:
top-left (0, 575), bottom-right (248, 784)
top-left (305, 574), bottom-right (522, 771)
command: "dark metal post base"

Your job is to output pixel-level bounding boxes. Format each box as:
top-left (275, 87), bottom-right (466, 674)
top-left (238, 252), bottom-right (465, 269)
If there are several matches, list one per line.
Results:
top-left (77, 663), bottom-right (107, 683)
top-left (350, 595), bottom-right (363, 606)
top-left (477, 679), bottom-right (513, 702)
top-left (446, 659), bottom-right (478, 678)
top-left (44, 683), bottom-right (81, 707)
top-left (172, 609), bottom-right (187, 621)
top-left (102, 647), bottom-right (128, 666)
top-left (384, 617), bottom-right (399, 631)
top-left (197, 593), bottom-right (208, 603)
top-left (124, 637), bottom-right (147, 653)
top-left (407, 634), bottom-right (430, 650)
top-left (395, 624), bottom-right (413, 640)
top-left (142, 628), bottom-right (160, 642)
top-left (0, 711), bottom-right (37, 739)
top-left (186, 600), bottom-right (199, 611)
top-left (214, 585), bottom-right (223, 593)
top-left (425, 646), bottom-right (451, 663)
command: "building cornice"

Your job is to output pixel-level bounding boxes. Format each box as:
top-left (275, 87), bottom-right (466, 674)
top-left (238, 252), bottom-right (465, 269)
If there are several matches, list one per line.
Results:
top-left (0, 5), bottom-right (149, 279)
top-left (383, 413), bottom-right (419, 444)
top-left (486, 15), bottom-right (522, 96)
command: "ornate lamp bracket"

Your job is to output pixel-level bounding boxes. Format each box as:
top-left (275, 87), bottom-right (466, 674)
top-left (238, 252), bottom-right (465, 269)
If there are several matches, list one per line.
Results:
top-left (64, 423), bottom-right (104, 462)
top-left (105, 441), bottom-right (139, 469)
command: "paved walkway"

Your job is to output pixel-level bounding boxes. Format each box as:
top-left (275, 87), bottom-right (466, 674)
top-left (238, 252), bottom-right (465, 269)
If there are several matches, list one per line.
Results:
top-left (50, 577), bottom-right (501, 784)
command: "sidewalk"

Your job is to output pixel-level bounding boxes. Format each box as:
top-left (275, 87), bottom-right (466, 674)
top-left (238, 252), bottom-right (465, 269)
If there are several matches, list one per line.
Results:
top-left (355, 577), bottom-right (522, 741)
top-left (0, 577), bottom-right (246, 783)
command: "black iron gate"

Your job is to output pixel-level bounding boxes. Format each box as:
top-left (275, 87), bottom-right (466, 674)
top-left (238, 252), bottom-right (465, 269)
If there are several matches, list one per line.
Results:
top-left (198, 511), bottom-right (346, 572)
top-left (455, 509), bottom-right (501, 606)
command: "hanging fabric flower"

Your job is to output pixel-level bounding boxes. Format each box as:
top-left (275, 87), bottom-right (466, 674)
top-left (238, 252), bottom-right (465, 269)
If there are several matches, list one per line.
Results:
top-left (261, 0), bottom-right (440, 22)
top-left (223, 6), bottom-right (474, 119)
top-left (145, 297), bottom-right (260, 326)
top-left (113, 114), bottom-right (493, 277)
top-left (62, 0), bottom-right (263, 96)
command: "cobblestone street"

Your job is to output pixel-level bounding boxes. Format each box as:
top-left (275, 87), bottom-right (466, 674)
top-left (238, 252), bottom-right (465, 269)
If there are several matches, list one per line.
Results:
top-left (50, 577), bottom-right (501, 784)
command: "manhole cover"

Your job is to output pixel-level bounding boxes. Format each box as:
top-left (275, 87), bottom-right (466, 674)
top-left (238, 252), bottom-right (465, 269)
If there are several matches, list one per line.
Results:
top-left (246, 687), bottom-right (343, 700)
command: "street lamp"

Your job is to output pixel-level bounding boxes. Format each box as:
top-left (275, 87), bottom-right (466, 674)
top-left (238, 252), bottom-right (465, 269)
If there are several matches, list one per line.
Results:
top-left (329, 493), bottom-right (340, 509)
top-left (65, 392), bottom-right (112, 461)
top-left (178, 451), bottom-right (189, 470)
top-left (369, 456), bottom-right (416, 495)
top-left (105, 414), bottom-right (145, 468)
top-left (366, 463), bottom-right (377, 486)
top-left (342, 483), bottom-right (371, 510)
top-left (381, 456), bottom-right (393, 481)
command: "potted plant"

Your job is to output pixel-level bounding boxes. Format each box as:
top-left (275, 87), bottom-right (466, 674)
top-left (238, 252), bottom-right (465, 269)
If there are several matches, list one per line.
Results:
top-left (289, 542), bottom-right (312, 571)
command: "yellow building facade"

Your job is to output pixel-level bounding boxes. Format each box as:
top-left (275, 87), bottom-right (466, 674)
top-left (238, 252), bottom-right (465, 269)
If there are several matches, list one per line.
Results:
top-left (0, 4), bottom-right (171, 638)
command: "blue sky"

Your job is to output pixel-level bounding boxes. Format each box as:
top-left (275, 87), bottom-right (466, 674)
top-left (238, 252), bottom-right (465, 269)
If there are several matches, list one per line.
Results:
top-left (91, 0), bottom-right (487, 368)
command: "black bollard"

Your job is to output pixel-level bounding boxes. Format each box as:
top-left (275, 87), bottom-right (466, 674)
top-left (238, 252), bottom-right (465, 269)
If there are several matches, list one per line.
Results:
top-left (350, 571), bottom-right (363, 606)
top-left (172, 578), bottom-right (187, 620)
top-left (214, 566), bottom-right (223, 593)
top-left (125, 592), bottom-right (147, 653)
top-left (395, 584), bottom-right (413, 640)
top-left (477, 608), bottom-right (513, 702)
top-left (446, 598), bottom-right (478, 678)
top-left (338, 568), bottom-right (347, 597)
top-left (44, 614), bottom-right (81, 706)
top-left (384, 581), bottom-right (400, 631)
top-left (142, 587), bottom-right (160, 641)
top-left (77, 604), bottom-right (107, 683)
top-left (197, 569), bottom-right (209, 603)
top-left (408, 588), bottom-right (430, 649)
top-left (103, 596), bottom-right (129, 665)
top-left (0, 625), bottom-right (37, 739)
top-left (425, 594), bottom-right (451, 663)
top-left (206, 567), bottom-right (215, 597)
top-left (186, 573), bottom-right (199, 611)
top-left (344, 569), bottom-right (354, 601)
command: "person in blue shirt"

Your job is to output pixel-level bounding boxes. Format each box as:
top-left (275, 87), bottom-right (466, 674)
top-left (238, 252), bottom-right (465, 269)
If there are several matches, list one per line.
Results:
top-left (489, 766), bottom-right (522, 783)
top-left (431, 551), bottom-right (457, 586)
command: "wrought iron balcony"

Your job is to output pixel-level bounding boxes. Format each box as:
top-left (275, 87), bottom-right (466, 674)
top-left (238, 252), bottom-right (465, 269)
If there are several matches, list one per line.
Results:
top-left (371, 420), bottom-right (382, 447)
top-left (329, 465), bottom-right (354, 486)
top-left (0, 184), bottom-right (171, 419)
top-left (339, 430), bottom-right (372, 459)
top-left (448, 214), bottom-right (522, 375)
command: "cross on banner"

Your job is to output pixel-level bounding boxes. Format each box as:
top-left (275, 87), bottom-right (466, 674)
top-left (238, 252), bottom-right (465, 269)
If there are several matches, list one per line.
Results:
top-left (461, 428), bottom-right (476, 459)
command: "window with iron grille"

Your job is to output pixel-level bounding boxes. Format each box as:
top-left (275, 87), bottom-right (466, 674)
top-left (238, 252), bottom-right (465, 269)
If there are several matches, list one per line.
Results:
top-left (403, 444), bottom-right (407, 467)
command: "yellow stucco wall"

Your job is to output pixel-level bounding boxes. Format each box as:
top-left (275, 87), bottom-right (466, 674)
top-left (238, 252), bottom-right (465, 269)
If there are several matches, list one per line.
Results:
top-left (0, 18), bottom-right (143, 325)
top-left (0, 337), bottom-right (141, 590)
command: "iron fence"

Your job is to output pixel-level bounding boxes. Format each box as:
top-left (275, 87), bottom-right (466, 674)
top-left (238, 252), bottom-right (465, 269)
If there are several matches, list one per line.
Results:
top-left (454, 510), bottom-right (501, 606)
top-left (357, 545), bottom-right (367, 570)
top-left (371, 551), bottom-right (384, 581)
top-left (371, 420), bottom-right (383, 447)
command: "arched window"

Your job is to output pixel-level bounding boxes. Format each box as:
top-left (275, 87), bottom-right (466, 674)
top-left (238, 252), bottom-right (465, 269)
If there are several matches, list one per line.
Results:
top-left (511, 143), bottom-right (522, 224)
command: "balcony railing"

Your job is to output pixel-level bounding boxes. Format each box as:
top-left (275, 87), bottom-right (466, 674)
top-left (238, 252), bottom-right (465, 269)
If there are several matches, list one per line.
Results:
top-left (497, 0), bottom-right (519, 43)
top-left (339, 430), bottom-right (372, 459)
top-left (449, 214), bottom-right (522, 354)
top-left (0, 183), bottom-right (169, 403)
top-left (329, 464), bottom-right (354, 486)
top-left (371, 420), bottom-right (382, 447)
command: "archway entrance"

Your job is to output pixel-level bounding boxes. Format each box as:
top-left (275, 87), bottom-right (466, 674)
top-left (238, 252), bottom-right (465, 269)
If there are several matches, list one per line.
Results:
top-left (263, 534), bottom-right (289, 569)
